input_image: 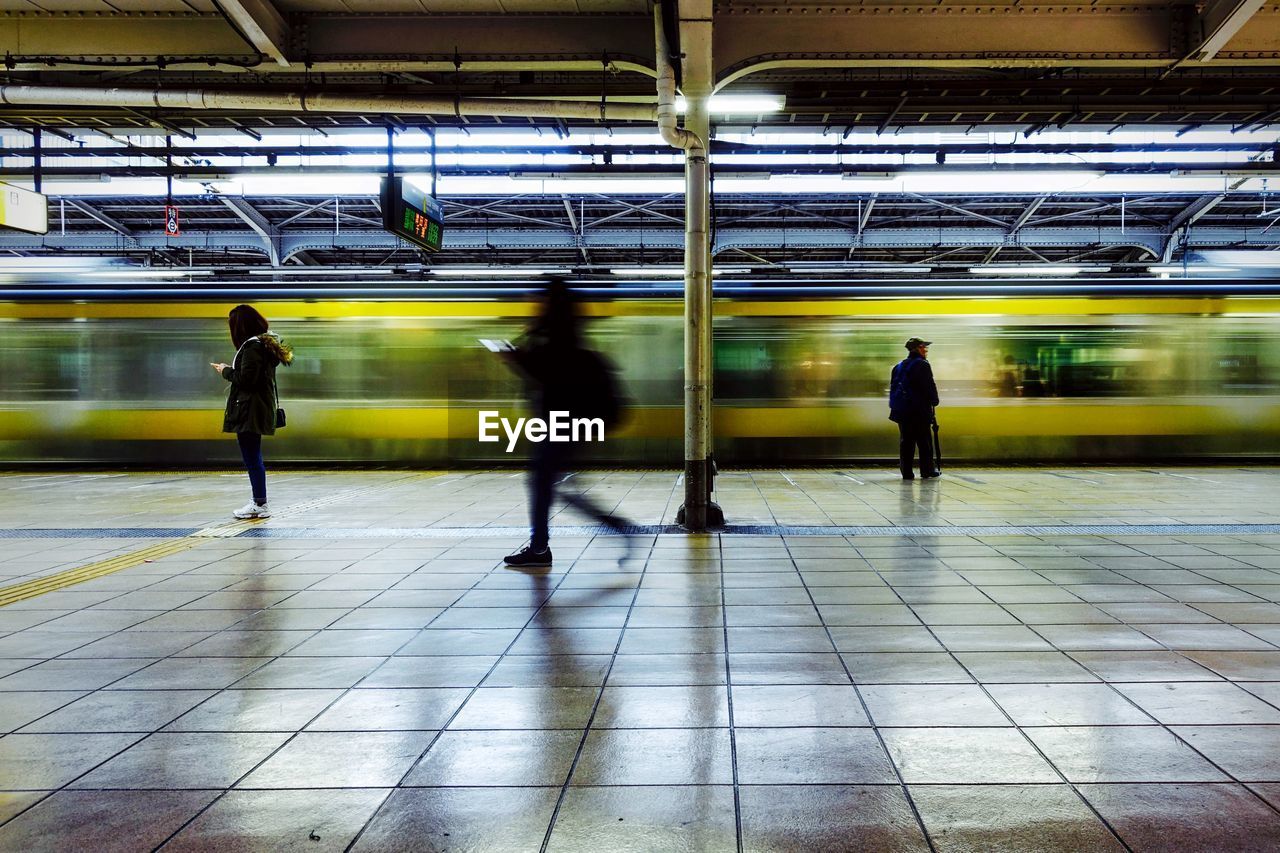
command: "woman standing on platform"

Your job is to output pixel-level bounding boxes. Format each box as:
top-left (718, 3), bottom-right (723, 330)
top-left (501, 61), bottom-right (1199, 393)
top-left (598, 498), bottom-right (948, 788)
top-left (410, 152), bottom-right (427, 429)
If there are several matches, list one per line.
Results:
top-left (211, 304), bottom-right (293, 519)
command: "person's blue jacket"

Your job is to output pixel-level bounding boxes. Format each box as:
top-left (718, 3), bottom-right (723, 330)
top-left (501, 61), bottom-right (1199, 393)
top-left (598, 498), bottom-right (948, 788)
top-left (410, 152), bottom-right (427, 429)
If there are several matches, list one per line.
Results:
top-left (889, 352), bottom-right (939, 423)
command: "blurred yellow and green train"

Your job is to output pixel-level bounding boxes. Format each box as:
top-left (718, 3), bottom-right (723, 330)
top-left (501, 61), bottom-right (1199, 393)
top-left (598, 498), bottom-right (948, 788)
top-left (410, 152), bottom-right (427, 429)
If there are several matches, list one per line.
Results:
top-left (2, 284), bottom-right (1279, 465)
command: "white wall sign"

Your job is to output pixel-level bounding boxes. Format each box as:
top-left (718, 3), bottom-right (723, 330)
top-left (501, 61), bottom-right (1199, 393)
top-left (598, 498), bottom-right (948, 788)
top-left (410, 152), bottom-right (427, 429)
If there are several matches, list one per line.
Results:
top-left (0, 183), bottom-right (49, 235)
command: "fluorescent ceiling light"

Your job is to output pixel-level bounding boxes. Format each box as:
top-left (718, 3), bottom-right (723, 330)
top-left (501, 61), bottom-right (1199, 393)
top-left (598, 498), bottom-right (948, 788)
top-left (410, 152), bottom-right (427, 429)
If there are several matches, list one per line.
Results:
top-left (31, 167), bottom-right (1263, 199)
top-left (248, 268), bottom-right (395, 276)
top-left (787, 265), bottom-right (931, 274)
top-left (1197, 251), bottom-right (1280, 267)
top-left (675, 95), bottom-right (785, 114)
top-left (970, 265), bottom-right (1109, 276)
top-left (609, 267), bottom-right (750, 277)
top-left (430, 268), bottom-right (569, 276)
top-left (508, 171), bottom-right (760, 181)
top-left (0, 258), bottom-right (105, 271)
top-left (87, 269), bottom-right (214, 277)
top-left (1144, 265), bottom-right (1238, 274)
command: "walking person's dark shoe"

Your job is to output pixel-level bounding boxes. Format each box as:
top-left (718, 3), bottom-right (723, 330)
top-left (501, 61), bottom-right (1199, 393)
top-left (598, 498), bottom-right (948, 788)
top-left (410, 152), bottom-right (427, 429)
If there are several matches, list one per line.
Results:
top-left (563, 493), bottom-right (635, 565)
top-left (601, 514), bottom-right (635, 565)
top-left (922, 470), bottom-right (942, 479)
top-left (504, 546), bottom-right (553, 568)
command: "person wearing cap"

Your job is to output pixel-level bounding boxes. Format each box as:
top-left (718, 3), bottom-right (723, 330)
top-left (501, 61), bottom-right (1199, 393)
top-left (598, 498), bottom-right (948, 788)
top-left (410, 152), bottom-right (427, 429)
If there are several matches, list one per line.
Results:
top-left (889, 337), bottom-right (940, 480)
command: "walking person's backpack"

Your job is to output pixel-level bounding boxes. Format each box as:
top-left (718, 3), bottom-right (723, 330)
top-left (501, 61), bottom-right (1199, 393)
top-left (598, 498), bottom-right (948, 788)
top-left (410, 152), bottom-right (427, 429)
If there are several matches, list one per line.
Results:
top-left (573, 348), bottom-right (628, 428)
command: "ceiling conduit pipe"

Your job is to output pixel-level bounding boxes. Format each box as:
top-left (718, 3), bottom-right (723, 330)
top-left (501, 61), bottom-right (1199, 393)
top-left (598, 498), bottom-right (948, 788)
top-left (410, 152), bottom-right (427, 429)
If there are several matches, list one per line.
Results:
top-left (656, 0), bottom-right (719, 531)
top-left (0, 85), bottom-right (657, 122)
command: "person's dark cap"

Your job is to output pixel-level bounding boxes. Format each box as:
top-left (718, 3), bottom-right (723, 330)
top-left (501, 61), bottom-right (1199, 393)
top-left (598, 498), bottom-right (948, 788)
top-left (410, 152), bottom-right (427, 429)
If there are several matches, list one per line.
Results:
top-left (904, 337), bottom-right (932, 349)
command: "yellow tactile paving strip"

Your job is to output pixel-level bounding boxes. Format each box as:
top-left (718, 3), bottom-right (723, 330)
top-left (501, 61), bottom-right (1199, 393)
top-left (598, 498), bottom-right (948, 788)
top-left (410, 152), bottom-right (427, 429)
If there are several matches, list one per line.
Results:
top-left (0, 538), bottom-right (197, 608)
top-left (0, 473), bottom-right (437, 606)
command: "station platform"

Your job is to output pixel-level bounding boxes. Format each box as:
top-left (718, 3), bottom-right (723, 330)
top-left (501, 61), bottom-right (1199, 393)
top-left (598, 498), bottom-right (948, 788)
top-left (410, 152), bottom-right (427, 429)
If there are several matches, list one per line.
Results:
top-left (1, 467), bottom-right (1279, 851)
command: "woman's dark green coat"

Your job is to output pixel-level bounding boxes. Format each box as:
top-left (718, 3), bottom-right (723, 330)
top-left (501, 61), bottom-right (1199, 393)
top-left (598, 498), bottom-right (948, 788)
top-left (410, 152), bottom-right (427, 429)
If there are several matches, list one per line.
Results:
top-left (221, 334), bottom-right (286, 435)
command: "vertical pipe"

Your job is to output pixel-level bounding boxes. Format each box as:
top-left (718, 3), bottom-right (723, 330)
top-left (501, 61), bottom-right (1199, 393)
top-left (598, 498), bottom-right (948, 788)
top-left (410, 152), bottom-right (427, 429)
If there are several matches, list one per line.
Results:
top-left (165, 135), bottom-right (173, 206)
top-left (386, 126), bottom-right (395, 179)
top-left (429, 128), bottom-right (437, 198)
top-left (32, 128), bottom-right (42, 194)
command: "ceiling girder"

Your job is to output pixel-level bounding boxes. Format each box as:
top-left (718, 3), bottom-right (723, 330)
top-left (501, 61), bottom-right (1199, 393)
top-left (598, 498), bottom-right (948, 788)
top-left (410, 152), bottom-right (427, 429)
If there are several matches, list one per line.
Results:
top-left (858, 195), bottom-right (877, 233)
top-left (215, 0), bottom-right (293, 66)
top-left (66, 199), bottom-right (134, 238)
top-left (220, 195), bottom-right (280, 265)
top-left (1010, 197), bottom-right (1048, 234)
top-left (584, 195), bottom-right (685, 228)
top-left (1194, 0), bottom-right (1269, 62)
top-left (715, 5), bottom-right (1280, 84)
top-left (5, 5), bottom-right (1280, 80)
top-left (1161, 191), bottom-right (1231, 261)
top-left (911, 195), bottom-right (1010, 229)
top-left (4, 225), bottom-right (1275, 263)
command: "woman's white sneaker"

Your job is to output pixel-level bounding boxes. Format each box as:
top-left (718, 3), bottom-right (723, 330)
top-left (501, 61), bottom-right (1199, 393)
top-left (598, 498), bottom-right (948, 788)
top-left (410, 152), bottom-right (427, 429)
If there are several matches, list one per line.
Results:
top-left (234, 502), bottom-right (270, 519)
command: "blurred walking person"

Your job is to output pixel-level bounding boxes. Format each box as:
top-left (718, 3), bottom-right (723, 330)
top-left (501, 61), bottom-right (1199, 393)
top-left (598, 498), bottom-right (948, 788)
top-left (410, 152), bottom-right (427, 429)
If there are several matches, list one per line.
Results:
top-left (211, 304), bottom-right (293, 518)
top-left (501, 279), bottom-right (630, 568)
top-left (888, 336), bottom-right (940, 480)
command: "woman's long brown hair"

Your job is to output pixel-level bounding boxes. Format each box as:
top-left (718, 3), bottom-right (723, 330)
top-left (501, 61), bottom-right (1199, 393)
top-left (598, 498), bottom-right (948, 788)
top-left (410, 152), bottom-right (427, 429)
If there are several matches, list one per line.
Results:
top-left (228, 304), bottom-right (269, 349)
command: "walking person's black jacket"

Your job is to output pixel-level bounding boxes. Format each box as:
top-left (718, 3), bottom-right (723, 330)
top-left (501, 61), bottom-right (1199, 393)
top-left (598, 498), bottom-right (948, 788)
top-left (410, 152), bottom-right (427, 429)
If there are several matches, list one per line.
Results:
top-left (508, 337), bottom-right (578, 420)
top-left (889, 352), bottom-right (940, 423)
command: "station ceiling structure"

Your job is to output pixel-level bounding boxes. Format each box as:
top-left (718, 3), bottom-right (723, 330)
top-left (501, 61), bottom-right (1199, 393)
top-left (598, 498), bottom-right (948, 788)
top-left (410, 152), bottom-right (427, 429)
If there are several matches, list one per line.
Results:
top-left (3, 0), bottom-right (1280, 273)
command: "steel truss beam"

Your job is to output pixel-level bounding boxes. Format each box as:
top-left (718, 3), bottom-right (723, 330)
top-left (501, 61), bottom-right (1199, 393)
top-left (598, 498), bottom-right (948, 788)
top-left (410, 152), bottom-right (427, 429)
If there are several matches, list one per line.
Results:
top-left (1194, 1), bottom-right (1269, 62)
top-left (220, 196), bottom-right (280, 265)
top-left (5, 225), bottom-right (1278, 262)
top-left (65, 200), bottom-right (134, 238)
top-left (1161, 191), bottom-right (1232, 261)
top-left (216, 0), bottom-right (292, 66)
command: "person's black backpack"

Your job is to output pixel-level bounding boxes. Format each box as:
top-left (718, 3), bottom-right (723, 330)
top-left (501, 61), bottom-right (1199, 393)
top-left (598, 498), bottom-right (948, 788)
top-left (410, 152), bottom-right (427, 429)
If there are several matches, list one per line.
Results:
top-left (573, 348), bottom-right (627, 428)
top-left (888, 358), bottom-right (919, 412)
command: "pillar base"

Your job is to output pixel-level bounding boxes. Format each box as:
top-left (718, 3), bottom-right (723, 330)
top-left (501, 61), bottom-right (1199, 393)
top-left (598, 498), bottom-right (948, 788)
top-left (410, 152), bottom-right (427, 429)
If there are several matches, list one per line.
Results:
top-left (677, 458), bottom-right (724, 531)
top-left (675, 501), bottom-right (724, 530)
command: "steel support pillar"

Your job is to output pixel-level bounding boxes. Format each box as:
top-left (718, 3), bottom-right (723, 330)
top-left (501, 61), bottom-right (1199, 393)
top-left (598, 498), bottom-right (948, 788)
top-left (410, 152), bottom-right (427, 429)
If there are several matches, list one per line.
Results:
top-left (679, 100), bottom-right (719, 530)
top-left (674, 0), bottom-right (722, 531)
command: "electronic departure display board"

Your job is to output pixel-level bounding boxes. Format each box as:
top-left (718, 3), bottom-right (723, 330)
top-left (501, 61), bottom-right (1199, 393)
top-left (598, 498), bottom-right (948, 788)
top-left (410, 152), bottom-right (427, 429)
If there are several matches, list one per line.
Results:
top-left (380, 176), bottom-right (444, 253)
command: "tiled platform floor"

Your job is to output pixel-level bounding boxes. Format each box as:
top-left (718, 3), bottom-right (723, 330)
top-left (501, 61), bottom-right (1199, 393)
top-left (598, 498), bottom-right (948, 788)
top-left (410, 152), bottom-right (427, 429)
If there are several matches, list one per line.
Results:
top-left (1, 468), bottom-right (1280, 850)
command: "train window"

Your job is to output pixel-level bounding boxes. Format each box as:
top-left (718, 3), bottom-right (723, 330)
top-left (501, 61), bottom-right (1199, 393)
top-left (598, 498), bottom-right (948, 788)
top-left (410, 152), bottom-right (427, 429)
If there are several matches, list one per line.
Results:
top-left (1209, 329), bottom-right (1278, 394)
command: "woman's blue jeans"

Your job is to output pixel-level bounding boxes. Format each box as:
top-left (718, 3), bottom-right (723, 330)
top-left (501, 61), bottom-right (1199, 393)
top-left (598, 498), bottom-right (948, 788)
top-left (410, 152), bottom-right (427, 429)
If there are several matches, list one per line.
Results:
top-left (236, 432), bottom-right (267, 505)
